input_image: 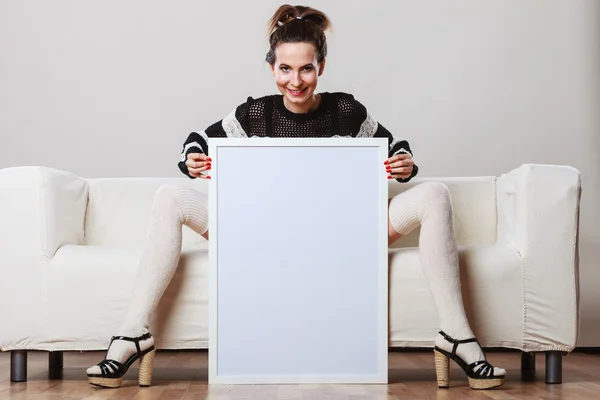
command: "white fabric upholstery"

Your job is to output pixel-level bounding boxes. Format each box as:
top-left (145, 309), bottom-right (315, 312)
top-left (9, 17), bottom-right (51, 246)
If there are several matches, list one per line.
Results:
top-left (389, 244), bottom-right (524, 349)
top-left (85, 178), bottom-right (207, 250)
top-left (389, 176), bottom-right (498, 248)
top-left (0, 164), bottom-right (581, 353)
top-left (495, 164), bottom-right (581, 351)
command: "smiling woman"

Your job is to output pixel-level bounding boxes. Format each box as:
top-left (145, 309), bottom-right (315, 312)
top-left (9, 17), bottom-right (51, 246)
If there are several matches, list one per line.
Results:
top-left (177, 4), bottom-right (418, 183)
top-left (265, 5), bottom-right (330, 113)
top-left (86, 4), bottom-right (506, 391)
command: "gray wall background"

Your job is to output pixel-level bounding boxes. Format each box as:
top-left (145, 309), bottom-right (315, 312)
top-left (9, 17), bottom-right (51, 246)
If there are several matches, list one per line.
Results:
top-left (1, 0), bottom-right (599, 346)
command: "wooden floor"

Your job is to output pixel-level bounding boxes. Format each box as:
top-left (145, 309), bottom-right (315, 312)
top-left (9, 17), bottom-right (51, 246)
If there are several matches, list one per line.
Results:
top-left (1, 350), bottom-right (599, 399)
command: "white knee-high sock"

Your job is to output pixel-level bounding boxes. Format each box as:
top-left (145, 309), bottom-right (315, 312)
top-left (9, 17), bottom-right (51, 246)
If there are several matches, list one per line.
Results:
top-left (87, 184), bottom-right (208, 373)
top-left (389, 182), bottom-right (504, 375)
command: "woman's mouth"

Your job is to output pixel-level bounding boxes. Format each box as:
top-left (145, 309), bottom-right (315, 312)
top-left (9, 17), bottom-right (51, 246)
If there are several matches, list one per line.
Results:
top-left (287, 88), bottom-right (307, 97)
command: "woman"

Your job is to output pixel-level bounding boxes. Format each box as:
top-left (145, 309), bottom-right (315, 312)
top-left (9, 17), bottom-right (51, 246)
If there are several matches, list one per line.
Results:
top-left (86, 4), bottom-right (506, 390)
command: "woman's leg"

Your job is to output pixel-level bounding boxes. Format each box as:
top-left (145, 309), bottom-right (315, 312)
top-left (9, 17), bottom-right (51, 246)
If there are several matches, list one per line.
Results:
top-left (87, 184), bottom-right (209, 375)
top-left (387, 182), bottom-right (505, 377)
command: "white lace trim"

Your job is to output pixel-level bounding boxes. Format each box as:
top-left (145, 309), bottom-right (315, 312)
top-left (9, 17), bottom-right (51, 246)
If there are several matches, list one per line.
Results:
top-left (393, 147), bottom-right (414, 161)
top-left (199, 130), bottom-right (209, 145)
top-left (222, 109), bottom-right (247, 138)
top-left (389, 137), bottom-right (399, 153)
top-left (357, 112), bottom-right (378, 138)
top-left (180, 140), bottom-right (202, 161)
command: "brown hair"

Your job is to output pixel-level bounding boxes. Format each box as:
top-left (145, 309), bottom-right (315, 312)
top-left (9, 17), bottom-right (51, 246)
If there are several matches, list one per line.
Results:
top-left (265, 4), bottom-right (332, 65)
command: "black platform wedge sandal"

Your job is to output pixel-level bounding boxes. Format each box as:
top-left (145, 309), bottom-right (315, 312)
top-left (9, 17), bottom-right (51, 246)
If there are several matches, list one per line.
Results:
top-left (434, 330), bottom-right (506, 390)
top-left (87, 332), bottom-right (156, 388)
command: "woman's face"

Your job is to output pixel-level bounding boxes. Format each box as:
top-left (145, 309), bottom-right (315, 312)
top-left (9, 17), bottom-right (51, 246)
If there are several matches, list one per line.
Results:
top-left (270, 42), bottom-right (325, 112)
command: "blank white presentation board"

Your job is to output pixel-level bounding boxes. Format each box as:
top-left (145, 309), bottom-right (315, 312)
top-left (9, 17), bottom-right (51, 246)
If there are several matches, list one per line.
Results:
top-left (208, 137), bottom-right (389, 384)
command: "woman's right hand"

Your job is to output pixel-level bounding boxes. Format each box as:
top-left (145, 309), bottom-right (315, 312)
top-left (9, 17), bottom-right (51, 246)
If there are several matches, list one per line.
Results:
top-left (186, 153), bottom-right (212, 179)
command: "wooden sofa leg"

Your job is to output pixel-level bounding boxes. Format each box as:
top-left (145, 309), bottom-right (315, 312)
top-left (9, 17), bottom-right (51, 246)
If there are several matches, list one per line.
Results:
top-left (48, 351), bottom-right (64, 380)
top-left (545, 351), bottom-right (563, 384)
top-left (10, 350), bottom-right (27, 382)
top-left (521, 351), bottom-right (536, 381)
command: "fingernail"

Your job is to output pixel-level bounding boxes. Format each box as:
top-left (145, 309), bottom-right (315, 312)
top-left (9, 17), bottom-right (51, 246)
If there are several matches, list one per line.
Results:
top-left (384, 161), bottom-right (389, 165)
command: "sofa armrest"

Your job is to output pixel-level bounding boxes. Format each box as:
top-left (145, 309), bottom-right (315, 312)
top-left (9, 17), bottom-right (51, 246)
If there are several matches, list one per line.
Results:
top-left (496, 163), bottom-right (582, 352)
top-left (0, 166), bottom-right (88, 263)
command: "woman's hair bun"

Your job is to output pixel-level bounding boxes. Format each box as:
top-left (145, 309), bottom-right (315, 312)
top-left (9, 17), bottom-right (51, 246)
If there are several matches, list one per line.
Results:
top-left (265, 5), bottom-right (332, 64)
top-left (268, 4), bottom-right (331, 35)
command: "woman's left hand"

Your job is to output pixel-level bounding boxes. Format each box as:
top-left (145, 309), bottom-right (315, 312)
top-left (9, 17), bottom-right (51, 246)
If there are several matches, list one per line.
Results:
top-left (385, 153), bottom-right (414, 180)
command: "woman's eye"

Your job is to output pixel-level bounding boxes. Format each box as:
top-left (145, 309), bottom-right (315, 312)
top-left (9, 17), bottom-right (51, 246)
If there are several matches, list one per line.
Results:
top-left (303, 66), bottom-right (313, 71)
top-left (280, 66), bottom-right (289, 72)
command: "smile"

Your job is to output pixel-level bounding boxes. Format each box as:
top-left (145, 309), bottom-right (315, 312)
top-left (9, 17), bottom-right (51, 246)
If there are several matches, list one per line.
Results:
top-left (287, 88), bottom-right (307, 97)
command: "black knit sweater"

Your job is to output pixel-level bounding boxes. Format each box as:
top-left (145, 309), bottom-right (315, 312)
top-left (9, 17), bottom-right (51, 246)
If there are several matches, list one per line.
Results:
top-left (178, 92), bottom-right (418, 182)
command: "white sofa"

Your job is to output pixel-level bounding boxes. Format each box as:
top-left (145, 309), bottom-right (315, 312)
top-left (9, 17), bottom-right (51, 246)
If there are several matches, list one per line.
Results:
top-left (0, 163), bottom-right (581, 383)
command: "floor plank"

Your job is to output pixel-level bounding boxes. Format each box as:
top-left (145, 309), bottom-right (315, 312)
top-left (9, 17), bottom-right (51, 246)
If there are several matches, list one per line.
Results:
top-left (0, 350), bottom-right (598, 399)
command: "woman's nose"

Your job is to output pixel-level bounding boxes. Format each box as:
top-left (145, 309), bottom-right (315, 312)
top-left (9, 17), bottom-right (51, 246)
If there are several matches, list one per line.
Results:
top-left (291, 73), bottom-right (302, 87)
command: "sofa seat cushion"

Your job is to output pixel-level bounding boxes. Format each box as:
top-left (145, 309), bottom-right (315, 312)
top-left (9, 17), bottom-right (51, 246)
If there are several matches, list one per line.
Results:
top-left (34, 242), bottom-right (521, 350)
top-left (43, 244), bottom-right (210, 350)
top-left (388, 244), bottom-right (523, 348)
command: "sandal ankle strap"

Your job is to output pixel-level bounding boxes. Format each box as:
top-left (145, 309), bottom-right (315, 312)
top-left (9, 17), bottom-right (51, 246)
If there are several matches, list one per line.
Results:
top-left (108, 332), bottom-right (153, 358)
top-left (438, 330), bottom-right (479, 358)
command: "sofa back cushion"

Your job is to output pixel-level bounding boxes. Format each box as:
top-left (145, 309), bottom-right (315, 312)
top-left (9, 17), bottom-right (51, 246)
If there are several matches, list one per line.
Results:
top-left (85, 177), bottom-right (209, 250)
top-left (388, 177), bottom-right (497, 248)
top-left (84, 176), bottom-right (497, 249)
